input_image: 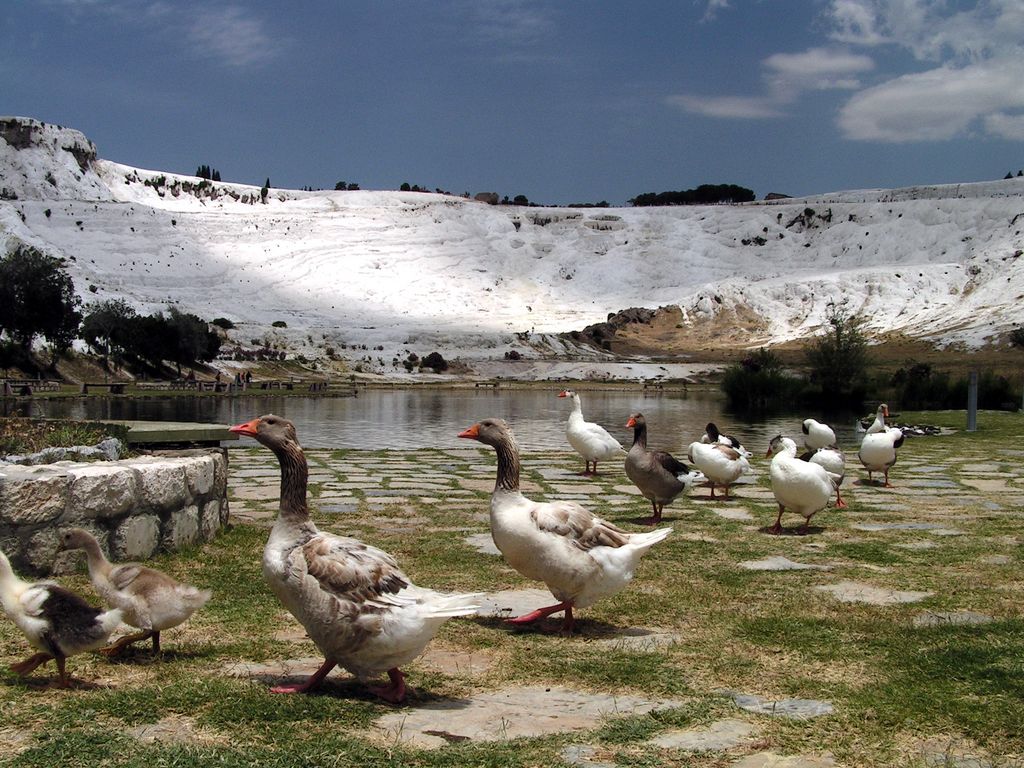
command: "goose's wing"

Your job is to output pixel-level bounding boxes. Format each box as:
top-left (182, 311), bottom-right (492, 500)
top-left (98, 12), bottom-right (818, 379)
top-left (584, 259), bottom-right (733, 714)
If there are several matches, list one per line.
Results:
top-left (109, 564), bottom-right (147, 592)
top-left (531, 500), bottom-right (630, 551)
top-left (652, 449), bottom-right (689, 475)
top-left (579, 420), bottom-right (622, 446)
top-left (300, 533), bottom-right (411, 606)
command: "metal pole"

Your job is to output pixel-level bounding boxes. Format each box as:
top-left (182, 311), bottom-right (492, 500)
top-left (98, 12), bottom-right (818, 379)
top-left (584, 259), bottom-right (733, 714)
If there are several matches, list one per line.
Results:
top-left (967, 370), bottom-right (978, 432)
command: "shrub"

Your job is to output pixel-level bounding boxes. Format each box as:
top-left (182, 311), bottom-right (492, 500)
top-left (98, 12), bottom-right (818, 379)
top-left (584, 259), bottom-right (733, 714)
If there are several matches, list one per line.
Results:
top-left (420, 351), bottom-right (448, 373)
top-left (721, 347), bottom-right (806, 411)
top-left (272, 320), bottom-right (287, 328)
top-left (211, 317), bottom-right (235, 330)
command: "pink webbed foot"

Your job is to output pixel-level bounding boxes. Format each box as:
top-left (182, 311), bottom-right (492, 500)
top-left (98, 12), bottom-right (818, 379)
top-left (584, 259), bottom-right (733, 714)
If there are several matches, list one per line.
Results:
top-left (507, 601), bottom-right (572, 627)
top-left (367, 668), bottom-right (407, 704)
top-left (270, 658), bottom-right (337, 694)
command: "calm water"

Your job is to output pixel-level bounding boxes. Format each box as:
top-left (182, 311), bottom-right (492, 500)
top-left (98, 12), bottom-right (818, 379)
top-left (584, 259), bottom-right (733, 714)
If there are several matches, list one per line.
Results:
top-left (24, 389), bottom-right (862, 453)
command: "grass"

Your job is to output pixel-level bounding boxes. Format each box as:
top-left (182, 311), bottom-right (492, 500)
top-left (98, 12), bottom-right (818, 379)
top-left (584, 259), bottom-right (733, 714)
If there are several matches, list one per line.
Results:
top-left (1, 409), bottom-right (1023, 766)
top-left (0, 418), bottom-right (124, 456)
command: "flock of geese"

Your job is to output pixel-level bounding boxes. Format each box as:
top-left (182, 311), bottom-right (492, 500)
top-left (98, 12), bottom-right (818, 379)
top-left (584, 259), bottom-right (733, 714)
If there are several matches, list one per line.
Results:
top-left (0, 396), bottom-right (905, 703)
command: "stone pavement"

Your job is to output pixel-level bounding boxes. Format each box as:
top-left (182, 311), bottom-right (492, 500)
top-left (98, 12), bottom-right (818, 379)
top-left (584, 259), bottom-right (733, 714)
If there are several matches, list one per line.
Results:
top-left (226, 434), bottom-right (1024, 765)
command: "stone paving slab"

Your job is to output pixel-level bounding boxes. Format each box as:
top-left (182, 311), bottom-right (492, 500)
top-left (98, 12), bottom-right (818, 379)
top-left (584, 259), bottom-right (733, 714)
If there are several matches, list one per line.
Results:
top-left (374, 685), bottom-right (687, 749)
top-left (815, 580), bottom-right (932, 605)
top-left (648, 717), bottom-right (759, 751)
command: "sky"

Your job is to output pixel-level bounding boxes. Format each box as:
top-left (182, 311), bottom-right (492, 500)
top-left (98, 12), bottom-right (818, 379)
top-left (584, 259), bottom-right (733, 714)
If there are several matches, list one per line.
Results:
top-left (3, 0), bottom-right (1024, 205)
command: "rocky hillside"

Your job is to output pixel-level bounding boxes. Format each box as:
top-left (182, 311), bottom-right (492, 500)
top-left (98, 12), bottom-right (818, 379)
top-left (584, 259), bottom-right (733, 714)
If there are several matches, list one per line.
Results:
top-left (1, 116), bottom-right (1022, 376)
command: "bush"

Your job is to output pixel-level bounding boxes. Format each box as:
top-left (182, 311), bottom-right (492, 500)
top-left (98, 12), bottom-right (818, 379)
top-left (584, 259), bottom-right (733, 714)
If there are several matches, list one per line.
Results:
top-left (721, 348), bottom-right (806, 411)
top-left (420, 351), bottom-right (448, 373)
top-left (211, 317), bottom-right (235, 330)
top-left (272, 320), bottom-right (287, 328)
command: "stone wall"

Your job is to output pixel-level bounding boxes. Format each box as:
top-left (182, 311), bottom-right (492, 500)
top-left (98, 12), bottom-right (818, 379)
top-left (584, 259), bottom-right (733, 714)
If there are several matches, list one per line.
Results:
top-left (0, 448), bottom-right (229, 575)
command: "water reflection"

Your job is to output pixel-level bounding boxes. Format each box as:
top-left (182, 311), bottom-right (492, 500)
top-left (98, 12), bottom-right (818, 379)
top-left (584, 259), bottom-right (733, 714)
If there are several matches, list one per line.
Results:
top-left (27, 389), bottom-right (862, 452)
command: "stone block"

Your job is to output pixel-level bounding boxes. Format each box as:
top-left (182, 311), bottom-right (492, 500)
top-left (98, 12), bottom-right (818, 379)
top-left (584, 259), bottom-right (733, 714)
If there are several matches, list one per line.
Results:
top-left (185, 455), bottom-right (217, 498)
top-left (163, 505), bottom-right (200, 549)
top-left (135, 458), bottom-right (189, 512)
top-left (212, 451), bottom-right (228, 497)
top-left (113, 514), bottom-right (160, 561)
top-left (0, 465), bottom-right (72, 526)
top-left (200, 499), bottom-right (222, 541)
top-left (66, 462), bottom-right (138, 520)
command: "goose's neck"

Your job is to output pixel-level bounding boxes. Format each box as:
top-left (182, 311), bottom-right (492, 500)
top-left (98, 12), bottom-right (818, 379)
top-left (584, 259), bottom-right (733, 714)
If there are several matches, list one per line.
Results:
top-left (631, 423), bottom-right (648, 449)
top-left (80, 537), bottom-right (113, 579)
top-left (274, 441), bottom-right (310, 523)
top-left (493, 436), bottom-right (521, 492)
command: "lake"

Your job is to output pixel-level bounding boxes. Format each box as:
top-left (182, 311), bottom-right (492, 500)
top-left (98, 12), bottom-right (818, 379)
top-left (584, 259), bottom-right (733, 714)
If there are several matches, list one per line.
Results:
top-left (25, 388), bottom-right (864, 453)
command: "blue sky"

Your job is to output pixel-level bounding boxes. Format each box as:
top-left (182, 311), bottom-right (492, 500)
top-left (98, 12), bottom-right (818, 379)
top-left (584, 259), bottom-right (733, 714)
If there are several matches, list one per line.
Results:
top-left (4, 0), bottom-right (1024, 204)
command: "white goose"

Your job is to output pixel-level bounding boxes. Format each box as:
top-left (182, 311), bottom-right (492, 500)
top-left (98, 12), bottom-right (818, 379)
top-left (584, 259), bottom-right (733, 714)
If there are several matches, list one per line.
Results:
top-left (58, 528), bottom-right (211, 655)
top-left (865, 404), bottom-right (890, 434)
top-left (558, 389), bottom-right (625, 475)
top-left (230, 414), bottom-right (480, 703)
top-left (687, 440), bottom-right (750, 499)
top-left (801, 418), bottom-right (837, 450)
top-left (858, 420), bottom-right (905, 487)
top-left (800, 446), bottom-right (848, 508)
top-left (767, 435), bottom-right (836, 534)
top-left (459, 417), bottom-right (669, 634)
top-left (0, 549), bottom-right (122, 687)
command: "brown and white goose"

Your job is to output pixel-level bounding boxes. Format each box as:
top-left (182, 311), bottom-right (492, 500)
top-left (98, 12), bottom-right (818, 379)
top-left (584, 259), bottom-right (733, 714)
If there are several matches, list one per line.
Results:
top-left (231, 414), bottom-right (480, 702)
top-left (624, 412), bottom-right (704, 522)
top-left (0, 548), bottom-right (122, 687)
top-left (58, 528), bottom-right (211, 655)
top-left (459, 417), bottom-right (669, 633)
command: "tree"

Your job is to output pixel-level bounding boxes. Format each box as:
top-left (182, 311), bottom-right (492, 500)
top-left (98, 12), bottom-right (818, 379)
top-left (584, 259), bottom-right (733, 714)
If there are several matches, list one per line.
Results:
top-left (421, 351), bottom-right (448, 372)
top-left (166, 308), bottom-right (220, 376)
top-left (260, 178), bottom-right (270, 202)
top-left (81, 299), bottom-right (138, 369)
top-left (805, 302), bottom-right (870, 404)
top-left (0, 244), bottom-right (82, 361)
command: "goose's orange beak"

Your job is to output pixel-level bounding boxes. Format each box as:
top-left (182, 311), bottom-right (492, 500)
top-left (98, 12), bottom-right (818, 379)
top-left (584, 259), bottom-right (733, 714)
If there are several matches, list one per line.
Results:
top-left (765, 447), bottom-right (773, 458)
top-left (557, 390), bottom-right (569, 398)
top-left (625, 416), bottom-right (636, 428)
top-left (229, 418), bottom-right (260, 437)
top-left (458, 424), bottom-right (480, 439)
top-left (883, 405), bottom-right (889, 417)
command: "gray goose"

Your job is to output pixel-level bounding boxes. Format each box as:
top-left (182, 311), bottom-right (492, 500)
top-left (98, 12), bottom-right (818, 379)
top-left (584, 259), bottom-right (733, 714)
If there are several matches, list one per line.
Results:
top-left (230, 414), bottom-right (480, 703)
top-left (624, 412), bottom-right (704, 522)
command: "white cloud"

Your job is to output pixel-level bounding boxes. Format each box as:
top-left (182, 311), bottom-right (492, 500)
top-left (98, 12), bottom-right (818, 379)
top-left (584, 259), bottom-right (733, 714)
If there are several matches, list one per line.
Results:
top-left (825, 1), bottom-right (1024, 142)
top-left (764, 47), bottom-right (874, 98)
top-left (985, 112), bottom-right (1024, 141)
top-left (667, 46), bottom-right (872, 120)
top-left (187, 6), bottom-right (282, 69)
top-left (665, 94), bottom-right (783, 119)
top-left (838, 60), bottom-right (1024, 141)
top-left (700, 0), bottom-right (731, 23)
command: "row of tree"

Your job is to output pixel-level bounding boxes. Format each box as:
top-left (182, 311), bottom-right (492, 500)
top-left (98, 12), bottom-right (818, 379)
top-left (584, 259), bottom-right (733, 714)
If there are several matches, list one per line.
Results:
top-left (0, 244), bottom-right (220, 374)
top-left (629, 184), bottom-right (756, 207)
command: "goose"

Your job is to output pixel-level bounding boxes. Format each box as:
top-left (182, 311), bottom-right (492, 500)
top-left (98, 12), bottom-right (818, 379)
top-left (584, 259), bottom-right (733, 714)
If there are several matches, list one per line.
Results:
top-left (0, 549), bottom-right (122, 687)
top-left (58, 528), bottom-right (211, 655)
top-left (623, 412), bottom-right (704, 522)
top-left (687, 440), bottom-right (750, 500)
top-left (865, 404), bottom-right (889, 434)
top-left (230, 414), bottom-right (480, 702)
top-left (801, 418), bottom-right (837, 450)
top-left (858, 424), bottom-right (904, 487)
top-left (558, 389), bottom-right (625, 475)
top-left (459, 417), bottom-right (669, 633)
top-left (800, 446), bottom-right (847, 508)
top-left (766, 435), bottom-right (836, 534)
top-left (702, 422), bottom-right (752, 458)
